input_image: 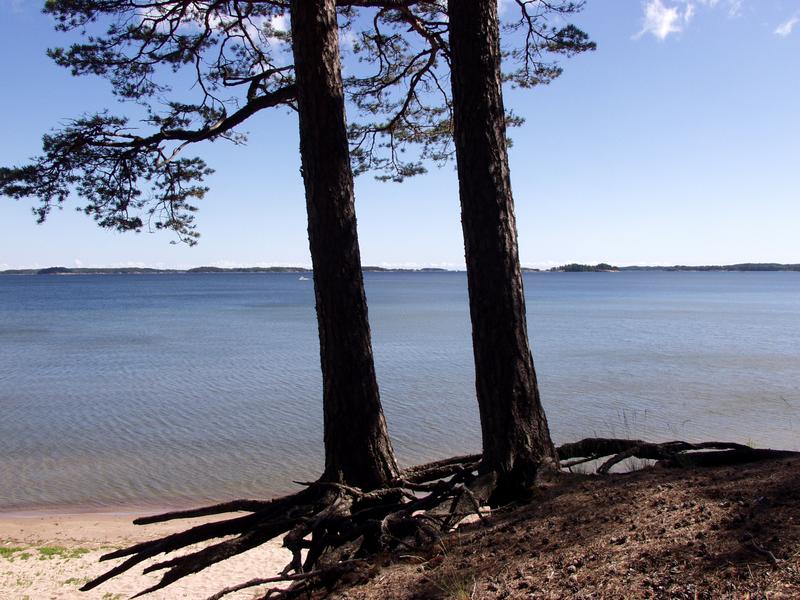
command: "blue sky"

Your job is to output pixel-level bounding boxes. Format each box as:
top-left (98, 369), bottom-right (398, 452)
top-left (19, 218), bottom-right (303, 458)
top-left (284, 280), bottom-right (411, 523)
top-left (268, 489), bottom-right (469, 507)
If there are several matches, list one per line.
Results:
top-left (0, 0), bottom-right (798, 269)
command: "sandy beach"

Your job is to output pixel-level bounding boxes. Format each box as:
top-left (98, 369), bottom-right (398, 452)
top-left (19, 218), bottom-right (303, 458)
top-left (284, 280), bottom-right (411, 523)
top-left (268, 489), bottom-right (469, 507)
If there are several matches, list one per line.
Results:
top-left (0, 510), bottom-right (290, 600)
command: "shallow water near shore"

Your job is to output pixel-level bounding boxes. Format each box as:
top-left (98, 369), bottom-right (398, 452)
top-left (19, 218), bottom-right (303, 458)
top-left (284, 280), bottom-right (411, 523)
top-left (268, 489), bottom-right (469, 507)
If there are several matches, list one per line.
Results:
top-left (1, 271), bottom-right (798, 510)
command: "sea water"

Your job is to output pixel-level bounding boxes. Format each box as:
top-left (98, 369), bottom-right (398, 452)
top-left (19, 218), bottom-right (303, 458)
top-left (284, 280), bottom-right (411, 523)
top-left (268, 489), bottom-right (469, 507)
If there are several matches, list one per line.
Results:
top-left (1, 271), bottom-right (798, 510)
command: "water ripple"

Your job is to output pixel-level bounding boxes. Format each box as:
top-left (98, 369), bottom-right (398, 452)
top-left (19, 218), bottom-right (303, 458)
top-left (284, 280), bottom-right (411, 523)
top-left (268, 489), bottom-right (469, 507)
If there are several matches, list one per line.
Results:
top-left (1, 272), bottom-right (799, 509)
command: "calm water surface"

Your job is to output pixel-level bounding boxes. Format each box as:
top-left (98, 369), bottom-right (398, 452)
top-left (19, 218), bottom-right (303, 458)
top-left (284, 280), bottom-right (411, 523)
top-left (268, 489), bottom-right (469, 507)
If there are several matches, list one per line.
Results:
top-left (1, 272), bottom-right (798, 510)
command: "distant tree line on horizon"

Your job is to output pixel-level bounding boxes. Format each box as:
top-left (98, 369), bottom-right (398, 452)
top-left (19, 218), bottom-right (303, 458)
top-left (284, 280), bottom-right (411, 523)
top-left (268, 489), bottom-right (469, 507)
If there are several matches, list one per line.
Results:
top-left (549, 262), bottom-right (619, 272)
top-left (548, 263), bottom-right (800, 273)
top-left (0, 266), bottom-right (451, 275)
top-left (623, 263), bottom-right (800, 272)
top-left (3, 263), bottom-right (800, 276)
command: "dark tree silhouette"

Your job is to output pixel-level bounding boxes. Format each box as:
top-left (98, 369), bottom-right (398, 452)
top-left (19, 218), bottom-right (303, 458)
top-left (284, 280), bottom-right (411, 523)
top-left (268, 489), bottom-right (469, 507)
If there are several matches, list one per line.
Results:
top-left (448, 0), bottom-right (559, 502)
top-left (343, 0), bottom-right (594, 502)
top-left (291, 0), bottom-right (397, 489)
top-left (0, 1), bottom-right (417, 594)
top-left (0, 2), bottom-right (494, 597)
top-left (0, 0), bottom-right (401, 490)
top-left (345, 0), bottom-right (595, 182)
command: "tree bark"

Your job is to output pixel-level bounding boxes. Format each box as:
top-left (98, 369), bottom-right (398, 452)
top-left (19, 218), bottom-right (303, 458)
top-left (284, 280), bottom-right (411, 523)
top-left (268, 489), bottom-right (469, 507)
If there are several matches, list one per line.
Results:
top-left (447, 0), bottom-right (558, 501)
top-left (290, 0), bottom-right (398, 490)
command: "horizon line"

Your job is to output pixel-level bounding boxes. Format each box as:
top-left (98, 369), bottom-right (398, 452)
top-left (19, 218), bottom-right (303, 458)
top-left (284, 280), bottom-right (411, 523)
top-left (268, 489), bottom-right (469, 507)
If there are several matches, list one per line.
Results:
top-left (4, 261), bottom-right (800, 274)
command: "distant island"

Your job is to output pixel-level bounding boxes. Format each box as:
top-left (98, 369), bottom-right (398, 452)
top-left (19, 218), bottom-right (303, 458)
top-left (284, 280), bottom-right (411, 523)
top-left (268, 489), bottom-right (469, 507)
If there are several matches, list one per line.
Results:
top-left (2, 263), bottom-right (800, 275)
top-left (549, 263), bottom-right (800, 273)
top-left (550, 263), bottom-right (619, 272)
top-left (1, 266), bottom-right (311, 275)
top-left (0, 266), bottom-right (450, 275)
top-left (619, 263), bottom-right (800, 272)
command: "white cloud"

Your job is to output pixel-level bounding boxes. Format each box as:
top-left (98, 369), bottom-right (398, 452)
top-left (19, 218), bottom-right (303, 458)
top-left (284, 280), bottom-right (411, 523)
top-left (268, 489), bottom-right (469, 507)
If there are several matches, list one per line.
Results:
top-left (270, 13), bottom-right (289, 32)
top-left (698, 0), bottom-right (744, 17)
top-left (726, 0), bottom-right (744, 17)
top-left (636, 0), bottom-right (751, 40)
top-left (340, 30), bottom-right (357, 52)
top-left (684, 3), bottom-right (696, 23)
top-left (635, 0), bottom-right (686, 40)
top-left (775, 14), bottom-right (800, 37)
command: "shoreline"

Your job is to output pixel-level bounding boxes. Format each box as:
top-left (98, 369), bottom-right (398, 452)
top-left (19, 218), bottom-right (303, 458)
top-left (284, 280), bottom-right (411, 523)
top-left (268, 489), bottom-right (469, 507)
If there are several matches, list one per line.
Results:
top-left (0, 506), bottom-right (183, 520)
top-left (4, 264), bottom-right (800, 276)
top-left (5, 459), bottom-right (800, 599)
top-left (0, 500), bottom-right (221, 520)
top-left (0, 509), bottom-right (290, 599)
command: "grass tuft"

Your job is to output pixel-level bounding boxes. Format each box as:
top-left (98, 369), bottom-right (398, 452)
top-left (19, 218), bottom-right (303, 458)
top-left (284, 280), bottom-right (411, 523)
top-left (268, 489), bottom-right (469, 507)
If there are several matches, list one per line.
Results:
top-left (0, 546), bottom-right (25, 559)
top-left (425, 542), bottom-right (477, 600)
top-left (37, 546), bottom-right (91, 560)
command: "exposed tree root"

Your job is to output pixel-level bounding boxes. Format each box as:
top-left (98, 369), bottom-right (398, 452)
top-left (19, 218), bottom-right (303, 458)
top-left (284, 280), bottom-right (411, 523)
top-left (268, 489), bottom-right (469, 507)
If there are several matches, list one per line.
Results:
top-left (80, 455), bottom-right (483, 598)
top-left (133, 499), bottom-right (278, 525)
top-left (205, 559), bottom-right (371, 600)
top-left (557, 438), bottom-right (799, 474)
top-left (81, 441), bottom-right (798, 598)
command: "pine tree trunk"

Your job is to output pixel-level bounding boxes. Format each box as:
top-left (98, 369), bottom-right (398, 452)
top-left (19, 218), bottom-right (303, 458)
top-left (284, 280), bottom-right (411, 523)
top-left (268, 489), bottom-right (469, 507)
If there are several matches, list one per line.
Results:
top-left (290, 0), bottom-right (398, 490)
top-left (447, 0), bottom-right (558, 501)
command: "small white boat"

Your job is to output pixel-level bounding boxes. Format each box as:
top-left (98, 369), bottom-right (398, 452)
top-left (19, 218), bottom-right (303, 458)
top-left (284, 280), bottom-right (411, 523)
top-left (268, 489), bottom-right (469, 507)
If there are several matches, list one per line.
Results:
top-left (298, 276), bottom-right (310, 281)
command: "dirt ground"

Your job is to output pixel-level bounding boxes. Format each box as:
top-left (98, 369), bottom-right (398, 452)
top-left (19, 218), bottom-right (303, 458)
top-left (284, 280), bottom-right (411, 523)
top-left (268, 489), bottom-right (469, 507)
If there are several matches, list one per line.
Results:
top-left (339, 457), bottom-right (800, 599)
